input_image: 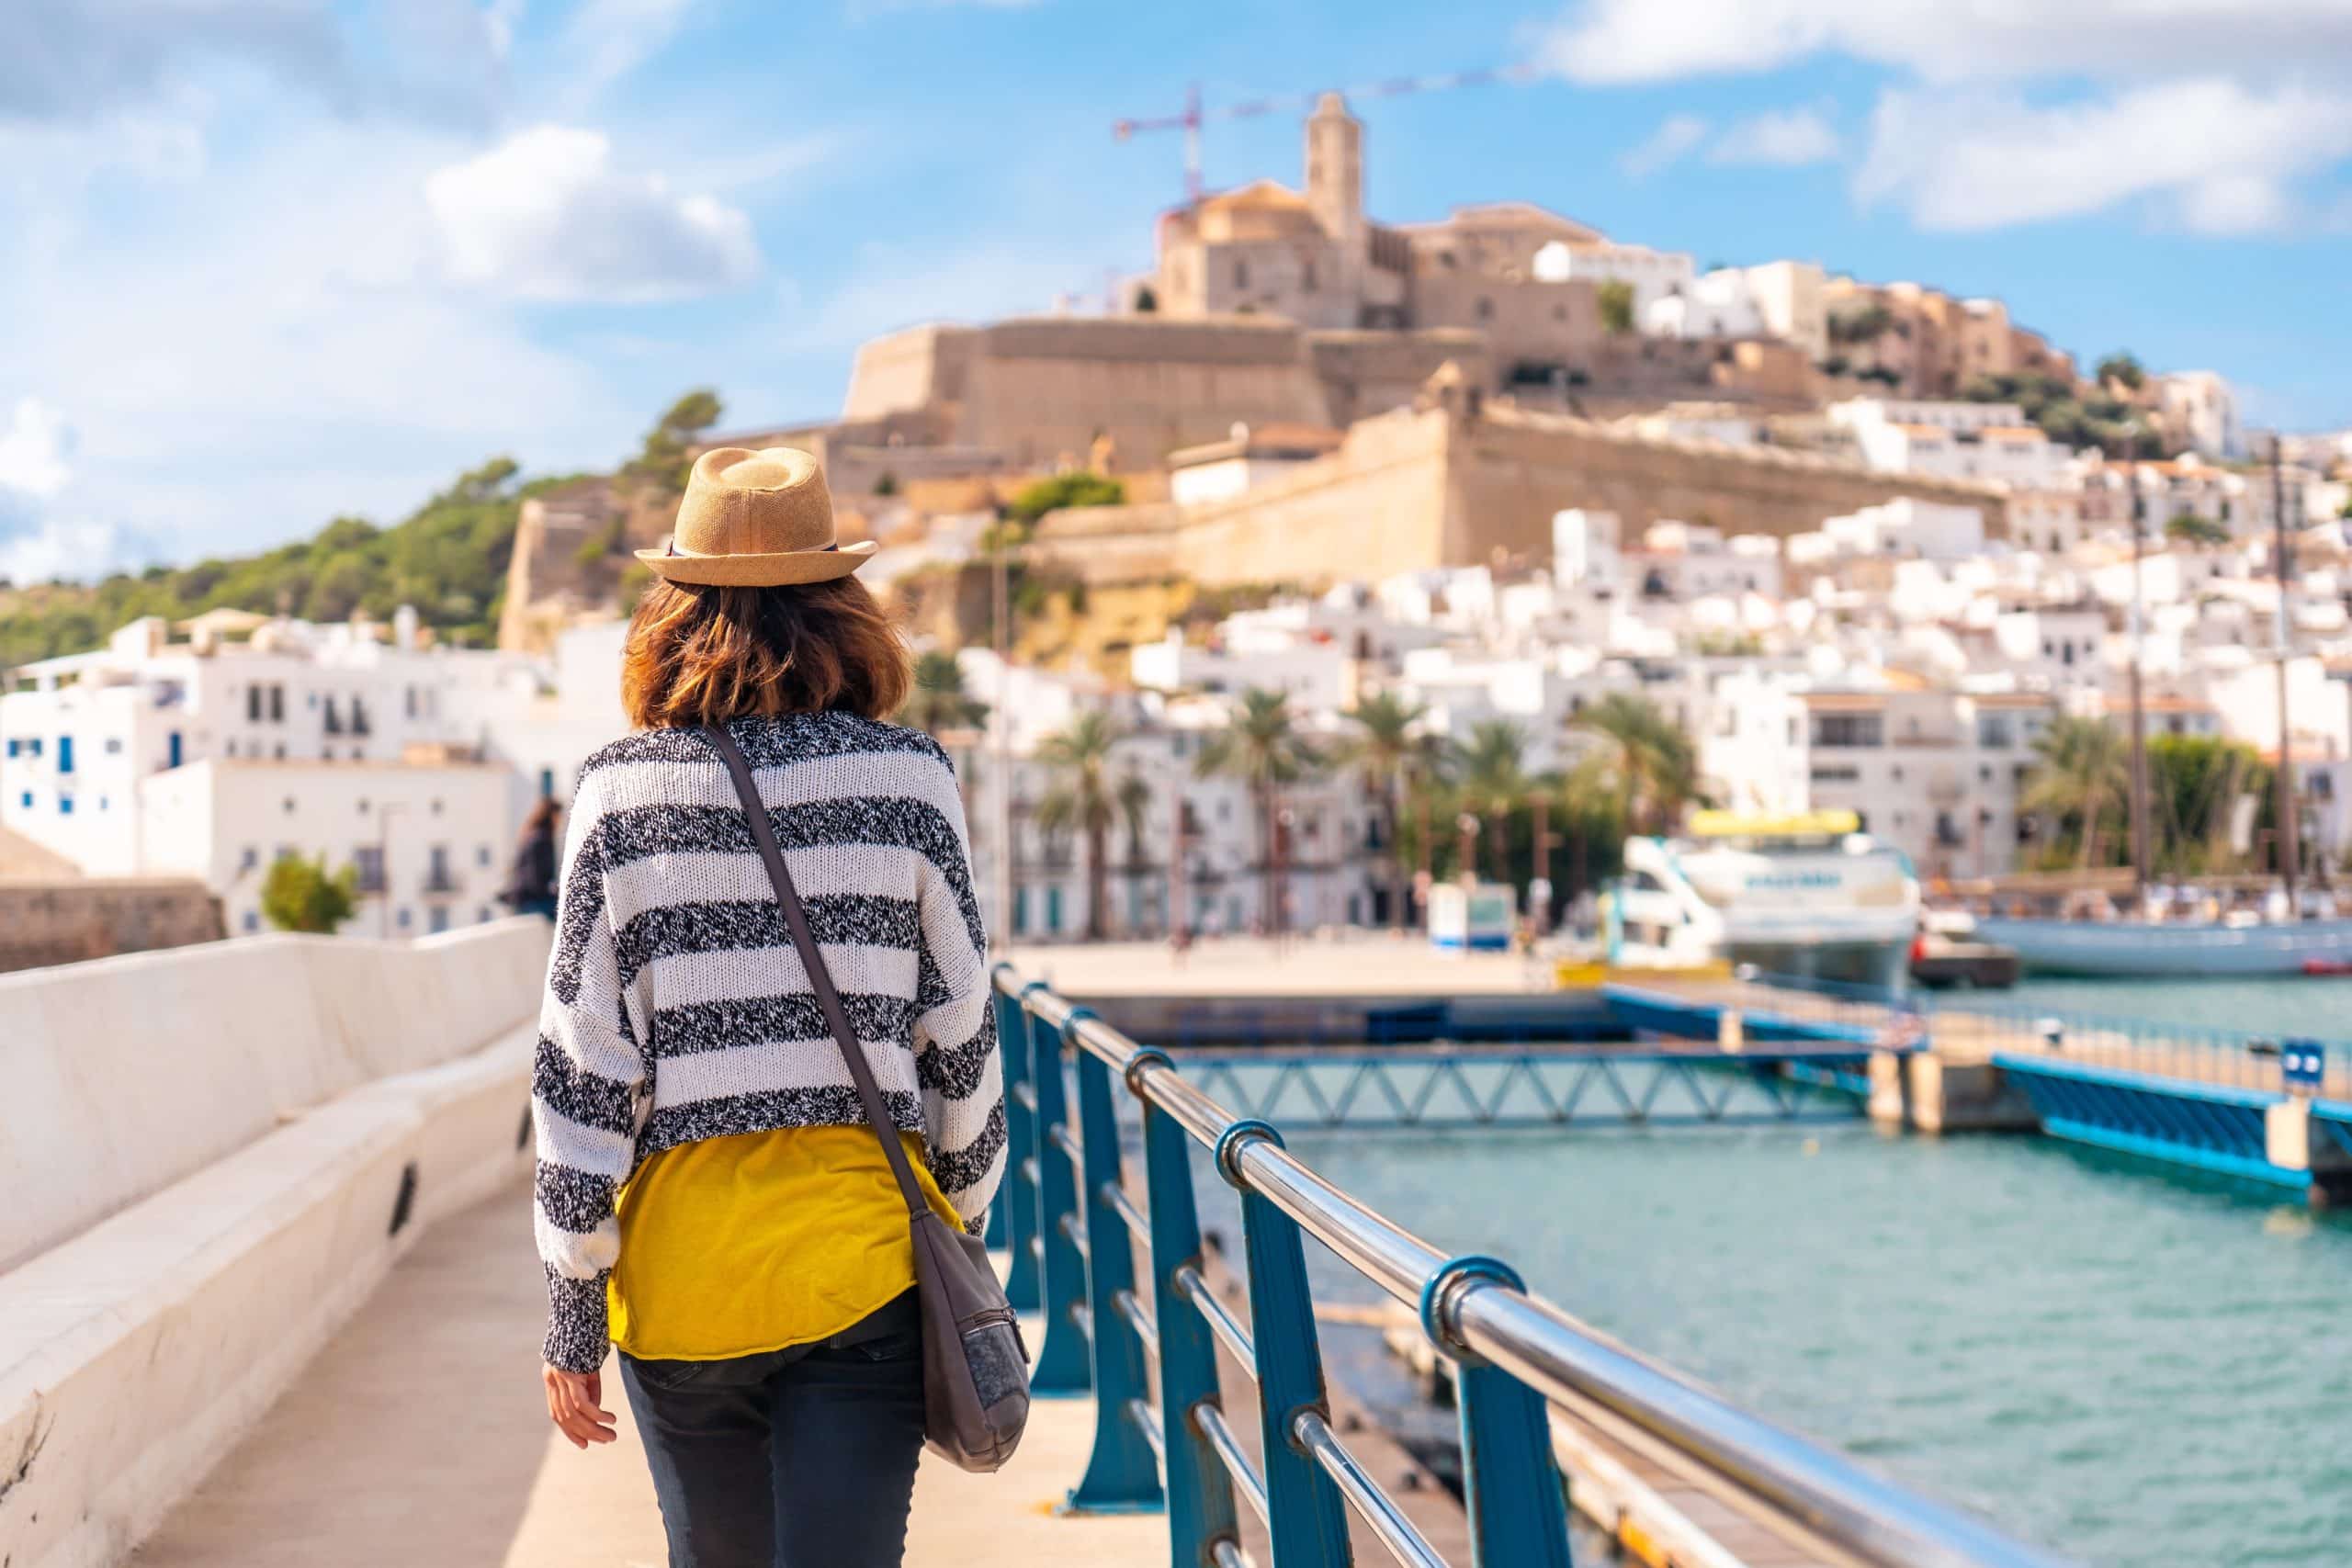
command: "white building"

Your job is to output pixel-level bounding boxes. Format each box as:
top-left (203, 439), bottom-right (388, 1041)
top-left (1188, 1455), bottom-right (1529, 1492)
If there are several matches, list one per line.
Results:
top-left (2156, 371), bottom-right (2245, 460)
top-left (1800, 499), bottom-right (1987, 564)
top-left (1533, 238), bottom-right (1694, 316)
top-left (1644, 261), bottom-right (1828, 358)
top-left (1624, 523), bottom-right (1783, 602)
top-left (1827, 397), bottom-right (2068, 488)
top-left (139, 755), bottom-right (514, 939)
top-left (0, 611), bottom-right (550, 935)
top-left (1167, 423), bottom-right (1344, 507)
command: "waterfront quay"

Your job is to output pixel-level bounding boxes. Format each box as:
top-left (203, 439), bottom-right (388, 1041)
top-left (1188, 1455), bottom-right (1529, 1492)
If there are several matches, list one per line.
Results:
top-left (4, 925), bottom-right (2079, 1568)
top-left (1632, 973), bottom-right (2352, 1201)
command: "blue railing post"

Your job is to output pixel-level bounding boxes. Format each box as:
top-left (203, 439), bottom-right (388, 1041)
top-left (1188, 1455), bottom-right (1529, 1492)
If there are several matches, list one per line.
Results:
top-left (1217, 1121), bottom-right (1351, 1566)
top-left (1139, 1079), bottom-right (1241, 1567)
top-left (996, 975), bottom-right (1041, 1312)
top-left (1028, 1003), bottom-right (1092, 1396)
top-left (1063, 1008), bottom-right (1164, 1513)
top-left (1424, 1258), bottom-right (1577, 1567)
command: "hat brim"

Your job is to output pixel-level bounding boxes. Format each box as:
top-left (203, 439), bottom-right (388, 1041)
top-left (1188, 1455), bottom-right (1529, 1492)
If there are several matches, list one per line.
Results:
top-left (634, 539), bottom-right (877, 587)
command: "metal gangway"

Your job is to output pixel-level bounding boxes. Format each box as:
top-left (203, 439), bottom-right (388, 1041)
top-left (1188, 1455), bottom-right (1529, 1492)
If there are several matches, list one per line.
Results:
top-left (989, 964), bottom-right (2075, 1568)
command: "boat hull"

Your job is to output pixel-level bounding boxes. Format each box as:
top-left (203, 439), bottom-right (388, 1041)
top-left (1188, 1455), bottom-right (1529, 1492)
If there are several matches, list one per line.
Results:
top-left (1973, 917), bottom-right (2352, 977)
top-left (1724, 938), bottom-right (1909, 991)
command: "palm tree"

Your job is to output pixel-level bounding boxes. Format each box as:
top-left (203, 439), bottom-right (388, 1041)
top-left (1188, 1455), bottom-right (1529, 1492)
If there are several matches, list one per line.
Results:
top-left (1570, 694), bottom-right (1700, 837)
top-left (2023, 715), bottom-right (2132, 870)
top-left (900, 650), bottom-right (988, 737)
top-left (1339, 692), bottom-right (1434, 929)
top-left (1452, 719), bottom-right (1532, 884)
top-left (1034, 710), bottom-right (1127, 942)
top-left (1114, 771), bottom-right (1153, 932)
top-left (1194, 689), bottom-right (1324, 935)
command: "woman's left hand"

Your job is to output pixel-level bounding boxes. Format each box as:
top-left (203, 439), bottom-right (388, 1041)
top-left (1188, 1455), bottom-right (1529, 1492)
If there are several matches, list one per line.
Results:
top-left (543, 1363), bottom-right (618, 1449)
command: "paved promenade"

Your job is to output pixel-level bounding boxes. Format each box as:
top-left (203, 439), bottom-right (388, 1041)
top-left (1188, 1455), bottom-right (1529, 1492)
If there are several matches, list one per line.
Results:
top-left (1002, 931), bottom-right (1554, 996)
top-left (130, 1179), bottom-right (1161, 1568)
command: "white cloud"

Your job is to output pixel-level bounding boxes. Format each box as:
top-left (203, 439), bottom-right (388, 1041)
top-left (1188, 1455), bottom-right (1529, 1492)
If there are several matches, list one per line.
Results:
top-left (1535, 0), bottom-right (2352, 86)
top-left (0, 0), bottom-right (512, 130)
top-left (1708, 106), bottom-right (1839, 166)
top-left (0, 518), bottom-right (145, 587)
top-left (0, 398), bottom-right (74, 502)
top-left (550, 0), bottom-right (700, 112)
top-left (1620, 113), bottom-right (1709, 178)
top-left (425, 125), bottom-right (762, 301)
top-left (1853, 77), bottom-right (2352, 232)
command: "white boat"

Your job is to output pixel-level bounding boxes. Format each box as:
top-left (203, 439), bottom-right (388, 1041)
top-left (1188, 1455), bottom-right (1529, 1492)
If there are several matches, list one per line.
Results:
top-left (1973, 915), bottom-right (2352, 977)
top-left (1607, 811), bottom-right (1921, 989)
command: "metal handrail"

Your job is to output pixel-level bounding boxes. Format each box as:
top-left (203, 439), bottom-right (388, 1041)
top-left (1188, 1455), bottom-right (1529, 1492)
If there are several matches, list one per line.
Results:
top-left (990, 964), bottom-right (2076, 1568)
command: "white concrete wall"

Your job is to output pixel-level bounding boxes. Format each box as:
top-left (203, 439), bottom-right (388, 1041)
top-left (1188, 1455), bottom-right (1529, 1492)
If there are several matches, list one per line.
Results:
top-left (0, 918), bottom-right (548, 1269)
top-left (0, 918), bottom-right (550, 1568)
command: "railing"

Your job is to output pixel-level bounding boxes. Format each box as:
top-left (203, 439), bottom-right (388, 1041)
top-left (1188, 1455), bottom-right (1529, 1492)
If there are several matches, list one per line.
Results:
top-left (990, 964), bottom-right (2074, 1568)
top-left (1735, 971), bottom-right (2352, 1099)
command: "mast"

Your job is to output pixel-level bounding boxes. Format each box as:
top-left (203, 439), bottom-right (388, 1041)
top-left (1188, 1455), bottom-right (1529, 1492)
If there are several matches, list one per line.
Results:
top-left (2273, 434), bottom-right (2300, 909)
top-left (2128, 504), bottom-right (2151, 904)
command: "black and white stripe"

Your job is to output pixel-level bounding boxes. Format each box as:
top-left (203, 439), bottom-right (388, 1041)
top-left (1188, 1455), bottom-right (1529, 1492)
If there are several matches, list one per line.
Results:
top-left (529, 712), bottom-right (1001, 1372)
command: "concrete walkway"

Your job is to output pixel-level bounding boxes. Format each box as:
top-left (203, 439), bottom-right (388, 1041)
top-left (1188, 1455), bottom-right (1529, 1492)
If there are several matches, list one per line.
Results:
top-left (1003, 931), bottom-right (1553, 996)
top-left (132, 1179), bottom-right (1160, 1567)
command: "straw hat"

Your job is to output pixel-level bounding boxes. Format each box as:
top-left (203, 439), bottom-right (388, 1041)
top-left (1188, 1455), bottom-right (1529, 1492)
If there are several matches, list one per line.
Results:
top-left (635, 446), bottom-right (876, 587)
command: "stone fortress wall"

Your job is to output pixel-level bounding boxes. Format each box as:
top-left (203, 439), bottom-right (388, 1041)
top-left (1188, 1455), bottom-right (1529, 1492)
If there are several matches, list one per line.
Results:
top-left (1026, 396), bottom-right (2013, 590)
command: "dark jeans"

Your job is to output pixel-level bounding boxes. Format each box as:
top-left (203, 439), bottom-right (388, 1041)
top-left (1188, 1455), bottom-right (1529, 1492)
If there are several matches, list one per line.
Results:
top-left (618, 1292), bottom-right (926, 1568)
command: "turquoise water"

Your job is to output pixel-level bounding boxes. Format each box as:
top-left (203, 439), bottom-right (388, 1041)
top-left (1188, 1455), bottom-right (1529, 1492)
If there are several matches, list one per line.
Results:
top-left (1274, 984), bottom-right (2352, 1568)
top-left (2007, 974), bottom-right (2352, 1043)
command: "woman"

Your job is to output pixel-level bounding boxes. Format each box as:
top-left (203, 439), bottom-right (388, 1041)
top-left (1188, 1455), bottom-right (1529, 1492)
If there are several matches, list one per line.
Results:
top-left (502, 796), bottom-right (562, 919)
top-left (531, 446), bottom-right (1003, 1568)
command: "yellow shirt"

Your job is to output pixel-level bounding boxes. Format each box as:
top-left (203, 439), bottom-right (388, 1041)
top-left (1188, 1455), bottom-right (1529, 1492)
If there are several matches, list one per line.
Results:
top-left (608, 1125), bottom-right (961, 1362)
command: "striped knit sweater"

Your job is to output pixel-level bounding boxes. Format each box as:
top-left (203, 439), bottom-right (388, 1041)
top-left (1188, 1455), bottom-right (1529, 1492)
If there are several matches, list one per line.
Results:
top-left (530, 712), bottom-right (1002, 1372)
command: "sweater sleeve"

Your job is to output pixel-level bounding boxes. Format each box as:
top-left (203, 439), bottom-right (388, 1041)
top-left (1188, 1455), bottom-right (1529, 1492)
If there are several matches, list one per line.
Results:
top-left (529, 774), bottom-right (647, 1373)
top-left (910, 751), bottom-right (1005, 1229)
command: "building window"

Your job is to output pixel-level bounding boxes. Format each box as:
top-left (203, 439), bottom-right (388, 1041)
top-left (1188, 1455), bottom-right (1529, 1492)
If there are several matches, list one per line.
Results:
top-left (430, 798), bottom-right (444, 816)
top-left (105, 737), bottom-right (121, 754)
top-left (476, 843), bottom-right (492, 868)
top-left (1301, 261), bottom-right (1317, 292)
top-left (248, 686), bottom-right (263, 721)
top-left (397, 907), bottom-right (413, 930)
top-left (1233, 259), bottom-right (1249, 289)
top-left (355, 844), bottom-right (386, 893)
top-left (59, 795), bottom-right (73, 815)
top-left (57, 736), bottom-right (73, 773)
top-left (268, 685), bottom-right (285, 722)
top-left (428, 906), bottom-right (450, 935)
top-left (4, 739), bottom-right (15, 758)
top-left (283, 795), bottom-right (297, 814)
top-left (352, 696), bottom-right (370, 736)
top-left (1476, 297), bottom-right (1493, 321)
top-left (243, 910), bottom-right (260, 933)
top-left (240, 845), bottom-right (258, 872)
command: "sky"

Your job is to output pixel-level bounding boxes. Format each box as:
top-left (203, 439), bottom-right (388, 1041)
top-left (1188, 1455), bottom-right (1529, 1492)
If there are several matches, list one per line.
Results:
top-left (3, 0), bottom-right (2349, 583)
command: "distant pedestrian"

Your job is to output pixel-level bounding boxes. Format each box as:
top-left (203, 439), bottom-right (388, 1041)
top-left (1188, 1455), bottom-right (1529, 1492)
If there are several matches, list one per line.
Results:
top-left (530, 447), bottom-right (1006, 1568)
top-left (501, 796), bottom-right (561, 920)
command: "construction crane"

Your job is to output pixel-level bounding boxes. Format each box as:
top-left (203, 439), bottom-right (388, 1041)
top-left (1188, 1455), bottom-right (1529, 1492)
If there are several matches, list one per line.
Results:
top-left (1113, 64), bottom-right (1541, 204)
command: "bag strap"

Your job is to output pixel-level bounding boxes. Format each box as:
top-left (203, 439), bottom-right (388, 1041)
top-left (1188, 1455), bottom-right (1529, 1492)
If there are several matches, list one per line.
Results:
top-left (705, 723), bottom-right (930, 1218)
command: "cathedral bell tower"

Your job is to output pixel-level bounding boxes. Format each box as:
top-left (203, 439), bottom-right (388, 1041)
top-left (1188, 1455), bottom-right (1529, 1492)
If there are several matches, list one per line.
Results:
top-left (1304, 92), bottom-right (1363, 249)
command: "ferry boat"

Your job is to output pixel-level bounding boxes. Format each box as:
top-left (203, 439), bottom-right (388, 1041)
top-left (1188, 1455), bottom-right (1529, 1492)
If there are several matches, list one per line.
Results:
top-left (1970, 912), bottom-right (2352, 977)
top-left (1606, 810), bottom-right (1921, 989)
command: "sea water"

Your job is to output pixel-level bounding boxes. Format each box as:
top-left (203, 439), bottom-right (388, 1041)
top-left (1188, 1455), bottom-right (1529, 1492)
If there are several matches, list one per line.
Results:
top-left (1272, 976), bottom-right (2352, 1567)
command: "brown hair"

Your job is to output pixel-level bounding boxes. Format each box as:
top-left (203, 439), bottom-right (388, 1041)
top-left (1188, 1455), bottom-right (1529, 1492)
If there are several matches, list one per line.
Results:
top-left (621, 576), bottom-right (911, 729)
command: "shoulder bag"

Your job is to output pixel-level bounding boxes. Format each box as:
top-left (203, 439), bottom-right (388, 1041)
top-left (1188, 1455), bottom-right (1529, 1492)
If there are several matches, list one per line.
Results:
top-left (705, 724), bottom-right (1028, 1472)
